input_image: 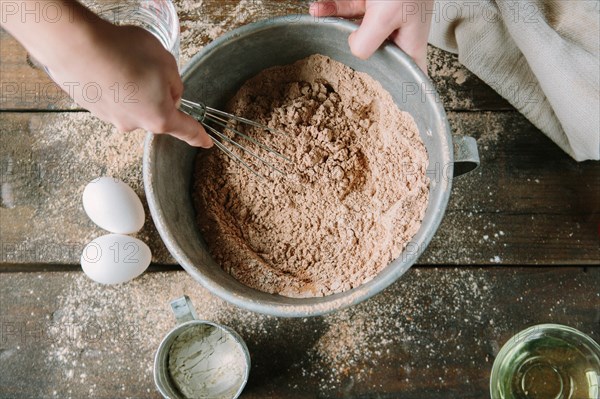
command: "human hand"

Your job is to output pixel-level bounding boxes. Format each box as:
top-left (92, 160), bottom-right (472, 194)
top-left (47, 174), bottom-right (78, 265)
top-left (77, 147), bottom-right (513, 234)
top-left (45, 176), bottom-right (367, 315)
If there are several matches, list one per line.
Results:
top-left (44, 20), bottom-right (212, 147)
top-left (309, 0), bottom-right (433, 73)
top-left (2, 1), bottom-right (211, 147)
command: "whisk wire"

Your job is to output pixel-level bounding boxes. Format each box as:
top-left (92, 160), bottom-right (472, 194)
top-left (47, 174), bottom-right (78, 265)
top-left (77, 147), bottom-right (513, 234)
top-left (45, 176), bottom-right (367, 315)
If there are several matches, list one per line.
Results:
top-left (206, 114), bottom-right (292, 163)
top-left (208, 132), bottom-right (265, 180)
top-left (203, 106), bottom-right (289, 137)
top-left (179, 98), bottom-right (290, 179)
top-left (204, 124), bottom-right (286, 176)
top-left (181, 99), bottom-right (288, 137)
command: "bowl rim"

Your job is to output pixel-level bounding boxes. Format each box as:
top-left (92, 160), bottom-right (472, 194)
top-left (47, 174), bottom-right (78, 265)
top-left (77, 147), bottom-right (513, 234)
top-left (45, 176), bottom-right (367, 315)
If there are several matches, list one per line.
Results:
top-left (144, 14), bottom-right (453, 317)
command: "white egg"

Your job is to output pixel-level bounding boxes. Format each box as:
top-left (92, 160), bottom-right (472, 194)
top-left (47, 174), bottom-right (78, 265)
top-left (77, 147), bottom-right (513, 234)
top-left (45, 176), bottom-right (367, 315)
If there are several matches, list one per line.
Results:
top-left (82, 177), bottom-right (145, 234)
top-left (81, 234), bottom-right (151, 285)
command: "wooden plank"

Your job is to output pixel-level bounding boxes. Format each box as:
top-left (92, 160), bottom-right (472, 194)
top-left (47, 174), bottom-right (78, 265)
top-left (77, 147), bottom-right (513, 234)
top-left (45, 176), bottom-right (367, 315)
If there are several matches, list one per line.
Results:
top-left (1, 0), bottom-right (509, 112)
top-left (0, 267), bottom-right (598, 398)
top-left (0, 112), bottom-right (171, 264)
top-left (421, 112), bottom-right (600, 265)
top-left (0, 29), bottom-right (77, 110)
top-left (1, 111), bottom-right (598, 266)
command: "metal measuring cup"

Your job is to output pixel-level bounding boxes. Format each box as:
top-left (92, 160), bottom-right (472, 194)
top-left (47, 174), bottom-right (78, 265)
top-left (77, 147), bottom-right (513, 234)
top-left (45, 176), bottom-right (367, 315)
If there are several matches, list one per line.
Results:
top-left (154, 296), bottom-right (251, 399)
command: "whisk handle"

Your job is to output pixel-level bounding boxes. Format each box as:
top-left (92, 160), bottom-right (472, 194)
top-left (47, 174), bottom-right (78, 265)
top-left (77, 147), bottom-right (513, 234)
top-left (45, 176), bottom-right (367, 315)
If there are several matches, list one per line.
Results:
top-left (179, 99), bottom-right (208, 123)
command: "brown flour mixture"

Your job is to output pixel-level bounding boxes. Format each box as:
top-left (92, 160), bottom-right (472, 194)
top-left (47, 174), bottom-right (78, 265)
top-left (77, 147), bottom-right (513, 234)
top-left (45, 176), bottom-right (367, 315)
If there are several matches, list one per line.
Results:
top-left (193, 54), bottom-right (429, 298)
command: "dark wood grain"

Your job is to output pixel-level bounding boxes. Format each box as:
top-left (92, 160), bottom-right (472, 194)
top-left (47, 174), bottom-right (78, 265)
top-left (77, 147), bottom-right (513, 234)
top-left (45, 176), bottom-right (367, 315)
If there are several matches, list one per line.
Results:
top-left (0, 267), bottom-right (598, 398)
top-left (1, 111), bottom-right (598, 266)
top-left (422, 112), bottom-right (600, 265)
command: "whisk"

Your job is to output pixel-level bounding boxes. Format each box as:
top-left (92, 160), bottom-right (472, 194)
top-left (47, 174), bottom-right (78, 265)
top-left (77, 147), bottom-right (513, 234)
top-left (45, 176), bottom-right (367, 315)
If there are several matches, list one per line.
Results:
top-left (179, 99), bottom-right (290, 179)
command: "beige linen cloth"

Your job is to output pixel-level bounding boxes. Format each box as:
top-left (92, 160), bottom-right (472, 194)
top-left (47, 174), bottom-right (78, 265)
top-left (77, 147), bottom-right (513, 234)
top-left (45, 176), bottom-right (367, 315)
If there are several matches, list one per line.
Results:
top-left (429, 0), bottom-right (599, 161)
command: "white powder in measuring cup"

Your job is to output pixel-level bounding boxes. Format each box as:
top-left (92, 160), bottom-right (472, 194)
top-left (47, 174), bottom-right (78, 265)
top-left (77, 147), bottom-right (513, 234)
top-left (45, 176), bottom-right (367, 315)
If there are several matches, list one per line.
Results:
top-left (167, 324), bottom-right (247, 398)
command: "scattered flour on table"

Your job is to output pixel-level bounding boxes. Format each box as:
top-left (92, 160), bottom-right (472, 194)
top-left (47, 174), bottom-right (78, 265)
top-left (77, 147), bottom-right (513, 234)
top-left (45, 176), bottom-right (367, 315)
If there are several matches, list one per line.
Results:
top-left (43, 272), bottom-right (268, 397)
top-left (299, 268), bottom-right (496, 391)
top-left (43, 268), bottom-right (496, 396)
top-left (4, 112), bottom-right (170, 264)
top-left (175, 0), bottom-right (305, 65)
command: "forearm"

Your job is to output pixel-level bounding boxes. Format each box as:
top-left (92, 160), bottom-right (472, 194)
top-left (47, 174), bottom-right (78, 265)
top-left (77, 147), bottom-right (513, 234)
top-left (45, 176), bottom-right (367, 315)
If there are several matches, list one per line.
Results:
top-left (1, 0), bottom-right (211, 147)
top-left (1, 1), bottom-right (105, 67)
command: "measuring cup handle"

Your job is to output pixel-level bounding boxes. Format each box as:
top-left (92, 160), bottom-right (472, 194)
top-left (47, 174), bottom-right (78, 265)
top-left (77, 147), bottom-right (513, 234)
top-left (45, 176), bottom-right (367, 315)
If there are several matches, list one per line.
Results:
top-left (170, 295), bottom-right (198, 324)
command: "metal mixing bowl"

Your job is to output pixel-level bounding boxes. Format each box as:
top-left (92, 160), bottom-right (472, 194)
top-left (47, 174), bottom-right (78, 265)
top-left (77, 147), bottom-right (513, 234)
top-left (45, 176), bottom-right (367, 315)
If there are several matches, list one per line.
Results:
top-left (143, 15), bottom-right (479, 317)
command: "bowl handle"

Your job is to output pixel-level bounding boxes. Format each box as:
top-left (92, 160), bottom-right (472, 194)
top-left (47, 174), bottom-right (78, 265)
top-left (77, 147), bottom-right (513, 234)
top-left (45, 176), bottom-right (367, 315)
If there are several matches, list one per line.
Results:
top-left (452, 136), bottom-right (480, 177)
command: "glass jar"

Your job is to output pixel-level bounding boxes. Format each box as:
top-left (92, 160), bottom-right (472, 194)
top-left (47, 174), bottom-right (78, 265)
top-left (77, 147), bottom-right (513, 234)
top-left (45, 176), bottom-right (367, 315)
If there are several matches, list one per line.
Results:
top-left (79, 0), bottom-right (180, 63)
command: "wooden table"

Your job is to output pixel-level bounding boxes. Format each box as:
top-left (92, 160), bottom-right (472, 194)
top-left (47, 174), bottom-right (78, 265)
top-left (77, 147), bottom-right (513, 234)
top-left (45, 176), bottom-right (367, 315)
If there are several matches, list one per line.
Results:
top-left (1, 1), bottom-right (598, 398)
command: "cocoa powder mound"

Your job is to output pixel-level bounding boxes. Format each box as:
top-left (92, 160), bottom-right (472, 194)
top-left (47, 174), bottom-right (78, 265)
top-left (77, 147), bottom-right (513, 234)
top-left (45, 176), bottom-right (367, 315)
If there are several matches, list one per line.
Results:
top-left (193, 54), bottom-right (429, 298)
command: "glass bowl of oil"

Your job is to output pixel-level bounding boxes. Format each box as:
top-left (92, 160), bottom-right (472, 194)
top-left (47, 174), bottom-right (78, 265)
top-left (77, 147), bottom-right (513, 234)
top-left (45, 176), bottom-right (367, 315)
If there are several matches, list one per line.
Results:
top-left (491, 324), bottom-right (600, 399)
